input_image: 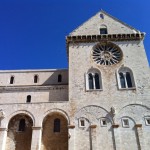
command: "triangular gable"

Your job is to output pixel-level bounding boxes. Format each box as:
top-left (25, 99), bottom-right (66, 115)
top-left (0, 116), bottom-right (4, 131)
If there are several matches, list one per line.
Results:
top-left (69, 10), bottom-right (140, 36)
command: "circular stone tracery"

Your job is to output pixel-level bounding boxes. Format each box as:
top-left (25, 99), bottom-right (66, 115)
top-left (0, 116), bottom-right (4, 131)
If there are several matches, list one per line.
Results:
top-left (92, 42), bottom-right (122, 66)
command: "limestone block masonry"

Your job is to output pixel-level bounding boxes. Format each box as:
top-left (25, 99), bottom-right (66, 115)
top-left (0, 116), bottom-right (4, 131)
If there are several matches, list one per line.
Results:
top-left (0, 10), bottom-right (150, 150)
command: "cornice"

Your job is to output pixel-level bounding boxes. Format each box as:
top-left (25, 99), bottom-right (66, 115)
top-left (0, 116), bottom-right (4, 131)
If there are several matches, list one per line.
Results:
top-left (0, 85), bottom-right (68, 92)
top-left (66, 33), bottom-right (145, 56)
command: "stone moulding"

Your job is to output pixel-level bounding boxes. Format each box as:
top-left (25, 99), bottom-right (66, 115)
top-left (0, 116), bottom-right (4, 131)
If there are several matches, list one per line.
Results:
top-left (112, 124), bottom-right (119, 128)
top-left (66, 33), bottom-right (145, 56)
top-left (66, 33), bottom-right (145, 44)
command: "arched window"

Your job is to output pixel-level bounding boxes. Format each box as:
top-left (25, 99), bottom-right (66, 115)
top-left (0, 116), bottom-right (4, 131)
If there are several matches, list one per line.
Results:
top-left (18, 119), bottom-right (26, 131)
top-left (100, 25), bottom-right (108, 34)
top-left (58, 74), bottom-right (62, 82)
top-left (54, 118), bottom-right (60, 132)
top-left (34, 75), bottom-right (38, 83)
top-left (118, 67), bottom-right (135, 89)
top-left (86, 70), bottom-right (102, 90)
top-left (26, 95), bottom-right (31, 103)
top-left (10, 76), bottom-right (14, 84)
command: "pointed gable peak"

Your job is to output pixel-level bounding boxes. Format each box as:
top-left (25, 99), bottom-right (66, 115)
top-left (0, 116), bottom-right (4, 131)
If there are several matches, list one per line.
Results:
top-left (69, 10), bottom-right (140, 36)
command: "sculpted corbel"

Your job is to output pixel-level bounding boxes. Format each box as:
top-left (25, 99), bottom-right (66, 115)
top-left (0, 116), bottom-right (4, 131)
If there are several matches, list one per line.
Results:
top-left (0, 109), bottom-right (5, 118)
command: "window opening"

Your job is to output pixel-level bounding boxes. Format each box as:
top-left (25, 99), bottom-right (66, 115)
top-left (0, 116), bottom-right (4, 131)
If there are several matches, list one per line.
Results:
top-left (95, 73), bottom-right (100, 89)
top-left (10, 76), bottom-right (14, 84)
top-left (119, 73), bottom-right (126, 88)
top-left (126, 72), bottom-right (132, 88)
top-left (88, 73), bottom-right (94, 89)
top-left (80, 120), bottom-right (85, 127)
top-left (18, 119), bottom-right (26, 131)
top-left (100, 28), bottom-right (107, 34)
top-left (145, 118), bottom-right (150, 125)
top-left (58, 74), bottom-right (62, 82)
top-left (101, 118), bottom-right (107, 126)
top-left (100, 14), bottom-right (104, 19)
top-left (26, 95), bottom-right (31, 103)
top-left (34, 75), bottom-right (38, 83)
top-left (54, 118), bottom-right (60, 132)
top-left (122, 119), bottom-right (129, 127)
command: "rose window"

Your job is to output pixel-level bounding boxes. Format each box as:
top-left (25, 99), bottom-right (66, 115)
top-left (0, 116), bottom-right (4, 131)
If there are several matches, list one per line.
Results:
top-left (92, 43), bottom-right (122, 65)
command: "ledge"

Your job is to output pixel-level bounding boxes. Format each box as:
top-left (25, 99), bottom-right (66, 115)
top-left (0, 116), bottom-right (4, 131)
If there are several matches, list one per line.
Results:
top-left (112, 124), bottom-right (119, 128)
top-left (66, 33), bottom-right (145, 55)
top-left (68, 125), bottom-right (75, 129)
top-left (135, 124), bottom-right (142, 128)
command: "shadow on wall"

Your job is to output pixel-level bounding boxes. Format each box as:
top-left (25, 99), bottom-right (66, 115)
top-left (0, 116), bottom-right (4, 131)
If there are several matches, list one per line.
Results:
top-left (42, 71), bottom-right (68, 86)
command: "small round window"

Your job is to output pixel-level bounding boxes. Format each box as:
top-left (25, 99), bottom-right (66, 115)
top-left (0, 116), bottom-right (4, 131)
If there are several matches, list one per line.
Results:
top-left (92, 42), bottom-right (123, 66)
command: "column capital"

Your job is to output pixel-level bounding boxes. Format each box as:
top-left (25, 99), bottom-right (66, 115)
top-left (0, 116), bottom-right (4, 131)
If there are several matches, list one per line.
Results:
top-left (0, 128), bottom-right (7, 131)
top-left (135, 124), bottom-right (142, 128)
top-left (112, 124), bottom-right (119, 128)
top-left (32, 126), bottom-right (42, 130)
top-left (90, 125), bottom-right (97, 128)
top-left (68, 125), bottom-right (75, 129)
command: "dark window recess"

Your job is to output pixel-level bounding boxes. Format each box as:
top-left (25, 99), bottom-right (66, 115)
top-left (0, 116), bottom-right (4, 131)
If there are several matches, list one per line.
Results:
top-left (10, 76), bottom-right (14, 84)
top-left (34, 75), bottom-right (38, 83)
top-left (126, 72), bottom-right (132, 88)
top-left (102, 120), bottom-right (107, 125)
top-left (95, 73), bottom-right (100, 89)
top-left (100, 14), bottom-right (104, 19)
top-left (26, 95), bottom-right (31, 103)
top-left (88, 74), bottom-right (94, 89)
top-left (100, 28), bottom-right (108, 34)
top-left (80, 120), bottom-right (85, 126)
top-left (58, 74), bottom-right (62, 82)
top-left (119, 73), bottom-right (126, 88)
top-left (18, 119), bottom-right (26, 131)
top-left (54, 118), bottom-right (60, 132)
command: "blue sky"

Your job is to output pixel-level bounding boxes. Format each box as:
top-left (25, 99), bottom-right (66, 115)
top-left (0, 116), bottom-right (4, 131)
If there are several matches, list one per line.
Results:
top-left (0, 0), bottom-right (150, 70)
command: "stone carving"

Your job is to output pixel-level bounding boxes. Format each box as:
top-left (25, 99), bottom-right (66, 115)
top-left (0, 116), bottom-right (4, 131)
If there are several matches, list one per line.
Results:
top-left (0, 109), bottom-right (5, 118)
top-left (110, 107), bottom-right (116, 116)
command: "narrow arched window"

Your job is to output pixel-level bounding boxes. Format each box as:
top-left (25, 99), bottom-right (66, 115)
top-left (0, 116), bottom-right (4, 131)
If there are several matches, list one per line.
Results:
top-left (10, 76), bottom-right (14, 84)
top-left (119, 72), bottom-right (126, 88)
top-left (18, 119), bottom-right (25, 131)
top-left (88, 73), bottom-right (94, 89)
top-left (118, 67), bottom-right (135, 89)
top-left (58, 74), bottom-right (62, 82)
top-left (34, 75), bottom-right (38, 83)
top-left (54, 118), bottom-right (60, 132)
top-left (126, 72), bottom-right (132, 88)
top-left (95, 73), bottom-right (100, 89)
top-left (26, 95), bottom-right (31, 103)
top-left (100, 25), bottom-right (107, 34)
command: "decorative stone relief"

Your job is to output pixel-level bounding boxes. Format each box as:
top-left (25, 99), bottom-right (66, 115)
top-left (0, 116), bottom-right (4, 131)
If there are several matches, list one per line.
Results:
top-left (0, 109), bottom-right (5, 118)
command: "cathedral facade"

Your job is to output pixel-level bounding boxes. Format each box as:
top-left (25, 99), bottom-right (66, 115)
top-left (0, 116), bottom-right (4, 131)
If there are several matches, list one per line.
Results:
top-left (0, 10), bottom-right (150, 150)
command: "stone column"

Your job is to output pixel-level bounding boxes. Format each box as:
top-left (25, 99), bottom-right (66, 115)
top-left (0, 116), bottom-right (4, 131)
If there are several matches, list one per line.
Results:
top-left (68, 125), bottom-right (75, 150)
top-left (0, 128), bottom-right (7, 150)
top-left (112, 124), bottom-right (120, 150)
top-left (135, 124), bottom-right (143, 150)
top-left (90, 125), bottom-right (97, 150)
top-left (31, 127), bottom-right (42, 150)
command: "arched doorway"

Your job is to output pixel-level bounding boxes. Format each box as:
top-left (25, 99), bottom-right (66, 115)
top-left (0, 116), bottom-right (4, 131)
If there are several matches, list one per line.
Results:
top-left (6, 114), bottom-right (33, 150)
top-left (41, 112), bottom-right (68, 150)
